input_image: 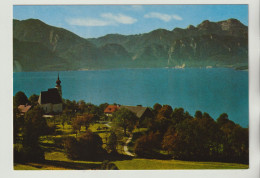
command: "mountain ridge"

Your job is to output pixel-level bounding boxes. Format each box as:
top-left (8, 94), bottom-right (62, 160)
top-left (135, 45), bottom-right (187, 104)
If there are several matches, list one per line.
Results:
top-left (13, 18), bottom-right (248, 72)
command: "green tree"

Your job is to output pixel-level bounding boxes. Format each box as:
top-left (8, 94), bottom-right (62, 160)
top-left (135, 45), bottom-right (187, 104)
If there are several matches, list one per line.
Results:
top-left (194, 110), bottom-right (203, 119)
top-left (64, 130), bottom-right (104, 160)
top-left (23, 106), bottom-right (49, 146)
top-left (28, 94), bottom-right (39, 106)
top-left (171, 107), bottom-right (191, 125)
top-left (14, 91), bottom-right (29, 107)
top-left (15, 106), bottom-right (50, 162)
top-left (106, 132), bottom-right (118, 153)
top-left (113, 108), bottom-right (138, 136)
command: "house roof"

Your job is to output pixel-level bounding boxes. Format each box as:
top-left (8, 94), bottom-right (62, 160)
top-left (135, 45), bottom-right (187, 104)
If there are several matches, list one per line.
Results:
top-left (104, 105), bottom-right (119, 113)
top-left (18, 104), bottom-right (31, 113)
top-left (120, 105), bottom-right (149, 118)
top-left (39, 88), bottom-right (62, 104)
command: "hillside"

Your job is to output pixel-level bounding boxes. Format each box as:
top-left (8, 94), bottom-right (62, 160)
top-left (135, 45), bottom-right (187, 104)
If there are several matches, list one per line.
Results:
top-left (13, 18), bottom-right (248, 72)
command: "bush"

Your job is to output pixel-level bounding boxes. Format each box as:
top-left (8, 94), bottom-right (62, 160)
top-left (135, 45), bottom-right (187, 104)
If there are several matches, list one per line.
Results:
top-left (64, 130), bottom-right (106, 161)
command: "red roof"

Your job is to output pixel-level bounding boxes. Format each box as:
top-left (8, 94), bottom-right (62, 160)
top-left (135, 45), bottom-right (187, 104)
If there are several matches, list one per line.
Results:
top-left (104, 105), bottom-right (119, 113)
top-left (18, 105), bottom-right (32, 113)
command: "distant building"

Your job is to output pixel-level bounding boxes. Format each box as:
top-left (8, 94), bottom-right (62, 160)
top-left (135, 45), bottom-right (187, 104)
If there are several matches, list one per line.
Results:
top-left (120, 105), bottom-right (153, 119)
top-left (18, 104), bottom-right (31, 115)
top-left (38, 74), bottom-right (62, 114)
top-left (104, 104), bottom-right (153, 119)
top-left (104, 105), bottom-right (120, 116)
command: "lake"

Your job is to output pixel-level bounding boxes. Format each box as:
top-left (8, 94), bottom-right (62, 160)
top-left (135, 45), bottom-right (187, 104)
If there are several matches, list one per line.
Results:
top-left (13, 68), bottom-right (248, 127)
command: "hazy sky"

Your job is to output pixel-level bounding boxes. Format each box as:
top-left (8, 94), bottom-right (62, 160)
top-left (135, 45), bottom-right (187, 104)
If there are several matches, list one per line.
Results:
top-left (13, 5), bottom-right (248, 38)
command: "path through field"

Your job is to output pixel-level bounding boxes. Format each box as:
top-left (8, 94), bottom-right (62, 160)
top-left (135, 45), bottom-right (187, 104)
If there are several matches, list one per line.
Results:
top-left (123, 134), bottom-right (135, 157)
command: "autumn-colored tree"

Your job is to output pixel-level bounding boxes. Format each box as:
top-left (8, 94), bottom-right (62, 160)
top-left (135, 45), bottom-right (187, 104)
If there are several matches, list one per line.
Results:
top-left (134, 131), bottom-right (161, 158)
top-left (157, 105), bottom-right (173, 120)
top-left (153, 103), bottom-right (162, 115)
top-left (161, 127), bottom-right (178, 155)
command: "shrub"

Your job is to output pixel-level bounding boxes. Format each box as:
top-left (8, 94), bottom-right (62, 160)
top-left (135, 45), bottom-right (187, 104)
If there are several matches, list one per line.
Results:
top-left (64, 130), bottom-right (105, 161)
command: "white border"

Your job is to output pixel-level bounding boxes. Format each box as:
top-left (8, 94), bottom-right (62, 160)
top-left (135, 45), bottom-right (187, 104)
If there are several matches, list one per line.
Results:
top-left (0, 0), bottom-right (259, 178)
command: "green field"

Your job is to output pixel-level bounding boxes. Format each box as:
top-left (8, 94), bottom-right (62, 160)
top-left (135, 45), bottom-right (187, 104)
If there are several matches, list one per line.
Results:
top-left (14, 153), bottom-right (248, 170)
top-left (114, 159), bottom-right (248, 170)
top-left (14, 122), bottom-right (249, 170)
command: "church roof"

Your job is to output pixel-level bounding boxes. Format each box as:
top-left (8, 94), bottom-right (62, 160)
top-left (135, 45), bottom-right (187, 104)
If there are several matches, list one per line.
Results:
top-left (39, 88), bottom-right (62, 104)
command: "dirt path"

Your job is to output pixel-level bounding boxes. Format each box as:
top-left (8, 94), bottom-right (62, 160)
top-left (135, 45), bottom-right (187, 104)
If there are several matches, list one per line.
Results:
top-left (123, 134), bottom-right (135, 157)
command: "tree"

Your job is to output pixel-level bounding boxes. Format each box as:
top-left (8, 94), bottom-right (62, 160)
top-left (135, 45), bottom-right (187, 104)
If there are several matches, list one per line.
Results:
top-left (14, 91), bottom-right (29, 107)
top-left (171, 107), bottom-right (191, 125)
top-left (153, 103), bottom-right (162, 115)
top-left (23, 106), bottom-right (49, 146)
top-left (106, 132), bottom-right (118, 153)
top-left (78, 100), bottom-right (86, 113)
top-left (72, 118), bottom-right (82, 136)
top-left (157, 105), bottom-right (173, 120)
top-left (14, 106), bottom-right (50, 162)
top-left (113, 108), bottom-right (138, 136)
top-left (64, 130), bottom-right (104, 160)
top-left (13, 107), bottom-right (23, 144)
top-left (134, 132), bottom-right (161, 158)
top-left (194, 110), bottom-right (203, 119)
top-left (162, 127), bottom-right (177, 155)
top-left (28, 94), bottom-right (39, 106)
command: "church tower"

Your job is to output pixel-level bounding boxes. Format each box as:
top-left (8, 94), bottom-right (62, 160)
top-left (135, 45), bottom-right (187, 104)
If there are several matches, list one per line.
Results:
top-left (55, 73), bottom-right (62, 99)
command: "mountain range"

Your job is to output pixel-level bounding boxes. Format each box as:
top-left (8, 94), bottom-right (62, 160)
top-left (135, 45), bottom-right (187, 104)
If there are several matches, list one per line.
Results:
top-left (13, 18), bottom-right (248, 72)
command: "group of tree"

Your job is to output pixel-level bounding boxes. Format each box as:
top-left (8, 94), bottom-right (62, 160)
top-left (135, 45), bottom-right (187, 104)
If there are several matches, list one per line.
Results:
top-left (13, 91), bottom-right (39, 108)
top-left (13, 91), bottom-right (122, 163)
top-left (13, 105), bottom-right (55, 163)
top-left (133, 104), bottom-right (249, 164)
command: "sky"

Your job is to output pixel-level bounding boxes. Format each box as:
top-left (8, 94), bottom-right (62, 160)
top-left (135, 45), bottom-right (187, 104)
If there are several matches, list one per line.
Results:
top-left (13, 5), bottom-right (248, 38)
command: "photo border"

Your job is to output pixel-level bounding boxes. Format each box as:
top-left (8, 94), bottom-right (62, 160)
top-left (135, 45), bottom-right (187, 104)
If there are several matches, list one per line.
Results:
top-left (1, 0), bottom-right (259, 178)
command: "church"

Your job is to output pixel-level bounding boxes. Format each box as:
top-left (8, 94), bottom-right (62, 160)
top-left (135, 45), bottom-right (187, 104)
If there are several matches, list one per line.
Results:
top-left (38, 74), bottom-right (63, 114)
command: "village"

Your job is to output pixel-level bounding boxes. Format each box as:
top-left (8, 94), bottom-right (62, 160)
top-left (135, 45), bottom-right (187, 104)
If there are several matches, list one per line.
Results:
top-left (13, 75), bottom-right (249, 170)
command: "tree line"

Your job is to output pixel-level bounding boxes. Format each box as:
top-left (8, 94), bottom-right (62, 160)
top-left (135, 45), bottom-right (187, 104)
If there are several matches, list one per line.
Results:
top-left (133, 104), bottom-right (248, 164)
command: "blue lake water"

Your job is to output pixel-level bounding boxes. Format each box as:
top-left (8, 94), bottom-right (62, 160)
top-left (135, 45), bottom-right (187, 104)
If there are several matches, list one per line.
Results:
top-left (13, 68), bottom-right (248, 127)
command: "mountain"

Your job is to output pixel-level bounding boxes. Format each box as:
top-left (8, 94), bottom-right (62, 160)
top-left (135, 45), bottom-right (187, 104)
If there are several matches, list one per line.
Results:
top-left (13, 18), bottom-right (248, 72)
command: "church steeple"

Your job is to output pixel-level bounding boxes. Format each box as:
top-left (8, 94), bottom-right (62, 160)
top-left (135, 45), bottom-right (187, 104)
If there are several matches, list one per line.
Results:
top-left (55, 73), bottom-right (62, 99)
top-left (56, 73), bottom-right (61, 86)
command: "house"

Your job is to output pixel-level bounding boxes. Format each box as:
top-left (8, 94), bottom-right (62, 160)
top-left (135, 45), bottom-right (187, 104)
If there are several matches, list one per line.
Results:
top-left (38, 74), bottom-right (62, 114)
top-left (104, 105), bottom-right (120, 116)
top-left (120, 105), bottom-right (153, 120)
top-left (18, 104), bottom-right (31, 115)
